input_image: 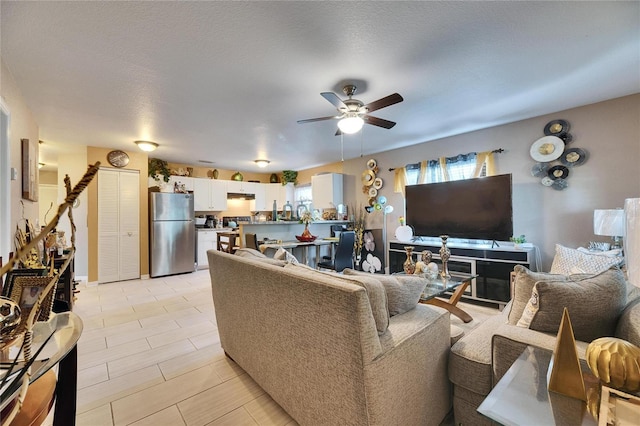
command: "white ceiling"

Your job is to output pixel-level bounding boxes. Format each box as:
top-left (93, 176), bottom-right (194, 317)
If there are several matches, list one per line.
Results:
top-left (2, 1), bottom-right (639, 173)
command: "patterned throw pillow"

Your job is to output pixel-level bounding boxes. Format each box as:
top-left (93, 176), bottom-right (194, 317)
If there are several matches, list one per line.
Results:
top-left (507, 265), bottom-right (568, 325)
top-left (550, 244), bottom-right (623, 275)
top-left (516, 268), bottom-right (628, 342)
top-left (343, 269), bottom-right (426, 316)
top-left (273, 247), bottom-right (299, 264)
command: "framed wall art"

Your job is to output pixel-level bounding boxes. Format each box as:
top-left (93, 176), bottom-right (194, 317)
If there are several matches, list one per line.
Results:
top-left (1, 267), bottom-right (47, 298)
top-left (9, 275), bottom-right (56, 322)
top-left (21, 138), bottom-right (38, 201)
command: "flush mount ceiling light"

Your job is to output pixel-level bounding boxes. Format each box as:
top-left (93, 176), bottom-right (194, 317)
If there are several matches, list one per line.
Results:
top-left (254, 159), bottom-right (270, 168)
top-left (337, 114), bottom-right (364, 134)
top-left (134, 140), bottom-right (158, 152)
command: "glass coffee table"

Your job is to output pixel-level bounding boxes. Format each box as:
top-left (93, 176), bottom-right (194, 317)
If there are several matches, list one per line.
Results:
top-left (419, 273), bottom-right (476, 323)
top-left (396, 272), bottom-right (476, 323)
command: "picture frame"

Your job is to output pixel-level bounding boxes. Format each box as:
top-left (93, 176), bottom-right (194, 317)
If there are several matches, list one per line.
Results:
top-left (9, 275), bottom-right (56, 322)
top-left (21, 138), bottom-right (38, 201)
top-left (2, 267), bottom-right (48, 298)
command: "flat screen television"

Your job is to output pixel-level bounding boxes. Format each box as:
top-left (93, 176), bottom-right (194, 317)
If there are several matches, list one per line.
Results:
top-left (405, 174), bottom-right (513, 241)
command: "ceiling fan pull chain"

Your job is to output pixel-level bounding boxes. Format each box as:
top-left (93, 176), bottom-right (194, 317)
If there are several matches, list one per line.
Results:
top-left (360, 127), bottom-right (364, 157)
top-left (341, 133), bottom-right (344, 162)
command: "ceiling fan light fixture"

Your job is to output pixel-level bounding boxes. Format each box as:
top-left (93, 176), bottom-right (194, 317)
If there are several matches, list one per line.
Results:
top-left (135, 140), bottom-right (158, 152)
top-left (338, 115), bottom-right (364, 134)
top-left (254, 159), bottom-right (270, 168)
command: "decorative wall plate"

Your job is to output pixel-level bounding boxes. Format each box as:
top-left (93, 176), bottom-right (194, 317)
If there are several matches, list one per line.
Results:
top-left (557, 132), bottom-right (573, 144)
top-left (560, 148), bottom-right (588, 167)
top-left (541, 176), bottom-right (554, 186)
top-left (530, 136), bottom-right (564, 162)
top-left (531, 162), bottom-right (549, 177)
top-left (552, 178), bottom-right (569, 190)
top-left (368, 187), bottom-right (378, 197)
top-left (362, 169), bottom-right (375, 185)
top-left (107, 150), bottom-right (129, 168)
top-left (368, 197), bottom-right (377, 206)
top-left (367, 159), bottom-right (377, 169)
top-left (548, 165), bottom-right (569, 180)
top-left (373, 177), bottom-right (383, 189)
top-left (544, 119), bottom-right (570, 136)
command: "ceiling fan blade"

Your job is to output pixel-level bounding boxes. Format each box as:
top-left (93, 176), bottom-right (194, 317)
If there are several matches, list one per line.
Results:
top-left (364, 93), bottom-right (403, 113)
top-left (321, 92), bottom-right (347, 110)
top-left (364, 115), bottom-right (396, 129)
top-left (297, 115), bottom-right (340, 124)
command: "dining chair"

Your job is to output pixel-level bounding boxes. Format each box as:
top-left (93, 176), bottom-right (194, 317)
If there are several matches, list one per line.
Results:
top-left (317, 230), bottom-right (355, 272)
top-left (322, 224), bottom-right (348, 262)
top-left (245, 233), bottom-right (259, 250)
top-left (217, 232), bottom-right (240, 254)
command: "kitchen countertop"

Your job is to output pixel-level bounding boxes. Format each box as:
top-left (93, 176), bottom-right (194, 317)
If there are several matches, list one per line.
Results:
top-left (196, 227), bottom-right (235, 232)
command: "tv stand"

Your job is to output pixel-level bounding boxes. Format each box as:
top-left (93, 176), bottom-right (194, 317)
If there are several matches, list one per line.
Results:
top-left (388, 239), bottom-right (535, 308)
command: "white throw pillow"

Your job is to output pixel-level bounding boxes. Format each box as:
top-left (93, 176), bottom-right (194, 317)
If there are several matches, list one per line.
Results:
top-left (549, 244), bottom-right (622, 275)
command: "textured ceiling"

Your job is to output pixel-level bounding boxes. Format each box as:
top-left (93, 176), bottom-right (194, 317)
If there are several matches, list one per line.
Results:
top-left (2, 1), bottom-right (639, 173)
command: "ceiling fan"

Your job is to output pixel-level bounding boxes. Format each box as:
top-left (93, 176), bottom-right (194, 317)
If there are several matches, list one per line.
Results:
top-left (297, 85), bottom-right (403, 135)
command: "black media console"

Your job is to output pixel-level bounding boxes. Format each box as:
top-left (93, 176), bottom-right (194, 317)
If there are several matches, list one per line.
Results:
top-left (388, 239), bottom-right (536, 308)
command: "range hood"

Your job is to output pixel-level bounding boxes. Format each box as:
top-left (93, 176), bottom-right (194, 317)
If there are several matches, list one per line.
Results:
top-left (227, 192), bottom-right (255, 200)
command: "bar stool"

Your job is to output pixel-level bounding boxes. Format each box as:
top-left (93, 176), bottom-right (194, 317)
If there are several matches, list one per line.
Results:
top-left (217, 232), bottom-right (240, 254)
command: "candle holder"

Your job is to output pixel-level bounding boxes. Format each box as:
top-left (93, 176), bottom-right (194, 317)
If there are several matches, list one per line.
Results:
top-left (439, 235), bottom-right (451, 279)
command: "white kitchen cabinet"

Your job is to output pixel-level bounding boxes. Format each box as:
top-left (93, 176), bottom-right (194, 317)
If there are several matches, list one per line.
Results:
top-left (263, 183), bottom-right (294, 211)
top-left (226, 180), bottom-right (256, 194)
top-left (98, 169), bottom-right (140, 283)
top-left (197, 230), bottom-right (218, 269)
top-left (312, 173), bottom-right (343, 209)
top-left (251, 184), bottom-right (268, 211)
top-left (194, 179), bottom-right (227, 211)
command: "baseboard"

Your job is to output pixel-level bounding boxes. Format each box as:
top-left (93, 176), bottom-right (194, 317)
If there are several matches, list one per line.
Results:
top-left (141, 274), bottom-right (150, 280)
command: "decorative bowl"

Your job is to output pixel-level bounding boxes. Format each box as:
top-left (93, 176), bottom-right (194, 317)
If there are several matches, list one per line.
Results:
top-left (296, 235), bottom-right (317, 242)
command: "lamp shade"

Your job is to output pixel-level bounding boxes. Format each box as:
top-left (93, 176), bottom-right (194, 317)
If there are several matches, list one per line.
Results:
top-left (338, 115), bottom-right (364, 134)
top-left (624, 198), bottom-right (640, 288)
top-left (593, 209), bottom-right (625, 237)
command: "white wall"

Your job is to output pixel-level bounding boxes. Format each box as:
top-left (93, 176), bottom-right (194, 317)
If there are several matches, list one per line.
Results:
top-left (338, 94), bottom-right (640, 270)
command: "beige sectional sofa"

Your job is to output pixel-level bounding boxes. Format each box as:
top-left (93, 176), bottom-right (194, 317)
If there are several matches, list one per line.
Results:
top-left (449, 265), bottom-right (640, 425)
top-left (207, 249), bottom-right (453, 426)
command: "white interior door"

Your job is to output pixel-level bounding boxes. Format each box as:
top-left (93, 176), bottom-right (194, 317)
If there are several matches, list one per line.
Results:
top-left (98, 168), bottom-right (140, 283)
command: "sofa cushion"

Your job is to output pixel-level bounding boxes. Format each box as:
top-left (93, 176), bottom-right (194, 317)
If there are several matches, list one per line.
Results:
top-left (343, 269), bottom-right (425, 316)
top-left (234, 248), bottom-right (287, 267)
top-left (516, 268), bottom-right (627, 342)
top-left (615, 296), bottom-right (640, 347)
top-left (284, 264), bottom-right (389, 334)
top-left (550, 244), bottom-right (623, 275)
top-left (507, 265), bottom-right (568, 325)
top-left (449, 313), bottom-right (507, 396)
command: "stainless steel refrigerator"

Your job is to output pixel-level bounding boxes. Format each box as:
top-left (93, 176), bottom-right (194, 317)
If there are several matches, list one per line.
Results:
top-left (149, 192), bottom-right (196, 278)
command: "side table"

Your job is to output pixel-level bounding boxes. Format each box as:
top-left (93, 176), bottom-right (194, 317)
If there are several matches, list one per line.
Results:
top-left (477, 346), bottom-right (597, 425)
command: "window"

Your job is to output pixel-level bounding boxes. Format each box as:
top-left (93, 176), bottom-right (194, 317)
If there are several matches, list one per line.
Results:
top-left (405, 152), bottom-right (487, 186)
top-left (294, 184), bottom-right (313, 211)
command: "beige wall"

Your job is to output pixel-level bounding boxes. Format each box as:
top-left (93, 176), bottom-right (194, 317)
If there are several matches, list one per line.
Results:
top-left (1, 58), bottom-right (40, 261)
top-left (328, 94), bottom-right (640, 270)
top-left (87, 147), bottom-right (149, 283)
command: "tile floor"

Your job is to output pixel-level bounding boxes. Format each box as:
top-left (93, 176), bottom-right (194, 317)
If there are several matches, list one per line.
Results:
top-left (71, 269), bottom-right (297, 426)
top-left (59, 269), bottom-right (498, 426)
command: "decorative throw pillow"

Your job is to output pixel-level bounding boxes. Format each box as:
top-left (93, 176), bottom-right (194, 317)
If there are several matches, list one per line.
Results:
top-left (283, 264), bottom-right (389, 334)
top-left (343, 269), bottom-right (426, 316)
top-left (234, 248), bottom-right (287, 267)
top-left (507, 265), bottom-right (568, 325)
top-left (550, 244), bottom-right (623, 275)
top-left (273, 247), bottom-right (299, 264)
top-left (516, 268), bottom-right (628, 342)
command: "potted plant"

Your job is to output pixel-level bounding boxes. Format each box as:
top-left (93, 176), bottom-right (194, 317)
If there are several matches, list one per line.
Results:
top-left (148, 158), bottom-right (171, 184)
top-left (282, 170), bottom-right (298, 186)
top-left (510, 234), bottom-right (526, 249)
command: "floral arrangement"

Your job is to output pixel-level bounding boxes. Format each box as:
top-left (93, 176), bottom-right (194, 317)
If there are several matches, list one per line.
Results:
top-left (510, 234), bottom-right (526, 244)
top-left (299, 210), bottom-right (313, 226)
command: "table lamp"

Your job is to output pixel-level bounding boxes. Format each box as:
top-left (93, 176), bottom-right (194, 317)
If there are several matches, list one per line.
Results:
top-left (594, 209), bottom-right (625, 249)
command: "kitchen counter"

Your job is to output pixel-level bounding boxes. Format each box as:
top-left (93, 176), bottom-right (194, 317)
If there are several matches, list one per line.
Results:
top-left (238, 220), bottom-right (350, 250)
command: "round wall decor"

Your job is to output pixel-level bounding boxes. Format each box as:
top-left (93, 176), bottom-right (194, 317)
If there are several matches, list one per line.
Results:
top-left (107, 150), bottom-right (129, 168)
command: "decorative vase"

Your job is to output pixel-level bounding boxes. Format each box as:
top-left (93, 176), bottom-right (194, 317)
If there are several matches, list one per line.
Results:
top-left (296, 224), bottom-right (316, 242)
top-left (270, 173), bottom-right (279, 183)
top-left (439, 235), bottom-right (451, 279)
top-left (403, 246), bottom-right (416, 274)
top-left (231, 171), bottom-right (243, 181)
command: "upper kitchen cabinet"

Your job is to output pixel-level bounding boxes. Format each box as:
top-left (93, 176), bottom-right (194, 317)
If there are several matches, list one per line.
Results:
top-left (226, 180), bottom-right (256, 194)
top-left (194, 179), bottom-right (227, 211)
top-left (264, 183), bottom-right (294, 210)
top-left (312, 173), bottom-right (343, 210)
